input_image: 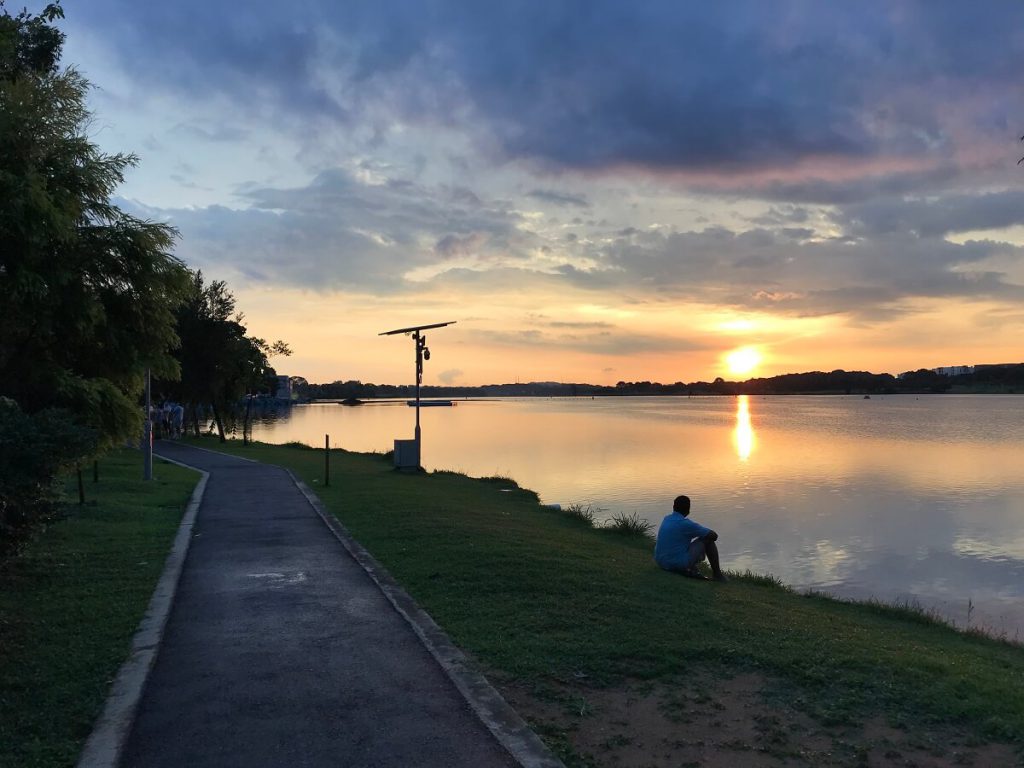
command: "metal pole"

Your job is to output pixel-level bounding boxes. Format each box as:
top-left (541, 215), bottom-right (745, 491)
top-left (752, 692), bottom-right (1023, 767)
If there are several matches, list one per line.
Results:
top-left (325, 434), bottom-right (330, 487)
top-left (414, 331), bottom-right (422, 446)
top-left (143, 367), bottom-right (153, 480)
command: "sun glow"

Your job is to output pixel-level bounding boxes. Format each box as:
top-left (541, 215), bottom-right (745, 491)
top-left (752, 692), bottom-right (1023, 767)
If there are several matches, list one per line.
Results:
top-left (724, 346), bottom-right (762, 377)
top-left (733, 394), bottom-right (755, 461)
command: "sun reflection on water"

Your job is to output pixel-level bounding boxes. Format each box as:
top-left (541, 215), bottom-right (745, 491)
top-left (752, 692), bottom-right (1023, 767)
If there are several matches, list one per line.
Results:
top-left (733, 394), bottom-right (755, 461)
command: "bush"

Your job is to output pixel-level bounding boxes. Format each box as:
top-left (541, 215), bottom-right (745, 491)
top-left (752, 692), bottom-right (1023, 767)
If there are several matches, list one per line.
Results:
top-left (603, 511), bottom-right (654, 537)
top-left (0, 398), bottom-right (95, 551)
top-left (562, 503), bottom-right (598, 526)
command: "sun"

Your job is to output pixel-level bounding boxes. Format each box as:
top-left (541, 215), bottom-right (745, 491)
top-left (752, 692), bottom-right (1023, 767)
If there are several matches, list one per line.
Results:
top-left (724, 346), bottom-right (762, 377)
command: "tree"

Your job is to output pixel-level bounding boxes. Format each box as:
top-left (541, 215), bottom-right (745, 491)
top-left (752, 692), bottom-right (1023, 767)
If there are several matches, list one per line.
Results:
top-left (0, 397), bottom-right (93, 550)
top-left (162, 271), bottom-right (289, 442)
top-left (0, 2), bottom-right (189, 449)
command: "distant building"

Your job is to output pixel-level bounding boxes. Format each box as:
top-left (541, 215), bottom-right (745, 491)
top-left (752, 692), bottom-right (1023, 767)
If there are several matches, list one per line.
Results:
top-left (974, 363), bottom-right (1019, 371)
top-left (275, 375), bottom-right (293, 400)
top-left (933, 365), bottom-right (974, 376)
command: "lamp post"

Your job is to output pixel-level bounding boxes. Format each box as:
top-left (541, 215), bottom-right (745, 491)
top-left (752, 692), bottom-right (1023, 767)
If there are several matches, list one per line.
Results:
top-left (413, 329), bottom-right (425, 444)
top-left (142, 366), bottom-right (153, 480)
top-left (380, 321), bottom-right (455, 469)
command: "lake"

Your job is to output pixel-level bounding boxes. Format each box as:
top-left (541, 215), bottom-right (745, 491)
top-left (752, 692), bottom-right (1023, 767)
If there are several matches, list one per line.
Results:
top-left (249, 395), bottom-right (1024, 638)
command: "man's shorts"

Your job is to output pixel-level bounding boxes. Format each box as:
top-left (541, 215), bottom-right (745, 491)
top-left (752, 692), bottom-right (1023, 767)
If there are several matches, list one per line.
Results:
top-left (675, 539), bottom-right (706, 571)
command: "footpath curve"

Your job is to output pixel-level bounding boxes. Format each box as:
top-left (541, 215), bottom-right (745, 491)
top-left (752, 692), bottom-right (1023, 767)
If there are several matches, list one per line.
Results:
top-left (111, 441), bottom-right (559, 768)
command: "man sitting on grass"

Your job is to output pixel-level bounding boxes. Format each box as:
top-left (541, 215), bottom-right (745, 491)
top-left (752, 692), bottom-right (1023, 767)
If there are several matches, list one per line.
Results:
top-left (654, 495), bottom-right (727, 582)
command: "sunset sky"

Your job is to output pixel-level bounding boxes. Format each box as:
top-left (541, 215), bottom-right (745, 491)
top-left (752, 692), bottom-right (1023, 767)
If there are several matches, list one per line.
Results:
top-left (55, 1), bottom-right (1024, 385)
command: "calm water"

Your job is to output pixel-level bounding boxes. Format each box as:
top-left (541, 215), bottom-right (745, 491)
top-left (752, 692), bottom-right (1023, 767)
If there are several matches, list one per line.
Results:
top-left (250, 395), bottom-right (1024, 637)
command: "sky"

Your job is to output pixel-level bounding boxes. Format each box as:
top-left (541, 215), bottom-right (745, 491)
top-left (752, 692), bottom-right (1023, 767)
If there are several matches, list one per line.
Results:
top-left (50, 0), bottom-right (1024, 385)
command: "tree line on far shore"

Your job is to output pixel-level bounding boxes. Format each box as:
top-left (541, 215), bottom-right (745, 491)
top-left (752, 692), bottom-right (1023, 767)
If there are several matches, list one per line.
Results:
top-left (0, 5), bottom-right (286, 550)
top-left (294, 364), bottom-right (1024, 401)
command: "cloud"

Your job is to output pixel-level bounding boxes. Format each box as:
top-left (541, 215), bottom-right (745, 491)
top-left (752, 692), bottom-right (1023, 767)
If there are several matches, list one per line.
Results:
top-left (171, 121), bottom-right (250, 143)
top-left (526, 189), bottom-right (590, 208)
top-left (467, 327), bottom-right (711, 356)
top-left (437, 368), bottom-right (463, 384)
top-left (834, 190), bottom-right (1024, 238)
top-left (74, 0), bottom-right (1024, 192)
top-left (122, 164), bottom-right (1024, 324)
top-left (542, 321), bottom-right (614, 330)
top-left (132, 167), bottom-right (541, 292)
top-left (728, 165), bottom-right (966, 205)
top-left (435, 232), bottom-right (489, 259)
top-left (751, 205), bottom-right (814, 226)
top-left (559, 222), bottom-right (1024, 319)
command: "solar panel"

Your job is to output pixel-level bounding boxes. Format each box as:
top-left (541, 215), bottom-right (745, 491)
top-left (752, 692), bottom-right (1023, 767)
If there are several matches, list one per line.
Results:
top-left (379, 321), bottom-right (456, 336)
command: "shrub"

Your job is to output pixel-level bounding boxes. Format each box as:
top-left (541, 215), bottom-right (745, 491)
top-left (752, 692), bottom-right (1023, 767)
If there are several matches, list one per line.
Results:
top-left (603, 511), bottom-right (654, 536)
top-left (480, 474), bottom-right (518, 486)
top-left (735, 569), bottom-right (788, 589)
top-left (282, 440), bottom-right (317, 451)
top-left (0, 398), bottom-right (95, 552)
top-left (562, 503), bottom-right (598, 526)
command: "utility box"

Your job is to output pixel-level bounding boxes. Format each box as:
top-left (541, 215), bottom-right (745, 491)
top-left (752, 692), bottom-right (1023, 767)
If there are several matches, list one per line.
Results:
top-left (394, 438), bottom-right (420, 470)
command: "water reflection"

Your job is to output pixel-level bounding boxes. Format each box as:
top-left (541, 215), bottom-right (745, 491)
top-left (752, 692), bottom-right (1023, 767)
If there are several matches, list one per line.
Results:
top-left (250, 395), bottom-right (1024, 637)
top-left (733, 395), bottom-right (755, 461)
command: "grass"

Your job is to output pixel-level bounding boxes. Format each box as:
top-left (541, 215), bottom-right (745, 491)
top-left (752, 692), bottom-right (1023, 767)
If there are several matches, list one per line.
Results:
top-left (602, 510), bottom-right (654, 537)
top-left (0, 449), bottom-right (199, 768)
top-left (561, 504), bottom-right (656, 538)
top-left (185, 437), bottom-right (1024, 755)
top-left (563, 503), bottom-right (598, 526)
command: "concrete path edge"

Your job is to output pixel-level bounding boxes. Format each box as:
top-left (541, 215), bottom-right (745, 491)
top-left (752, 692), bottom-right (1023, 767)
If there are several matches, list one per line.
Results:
top-left (287, 470), bottom-right (566, 768)
top-left (76, 455), bottom-right (209, 768)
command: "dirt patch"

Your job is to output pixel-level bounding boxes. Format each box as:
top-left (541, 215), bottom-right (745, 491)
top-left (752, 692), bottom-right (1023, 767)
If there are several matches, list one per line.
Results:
top-left (498, 672), bottom-right (1021, 767)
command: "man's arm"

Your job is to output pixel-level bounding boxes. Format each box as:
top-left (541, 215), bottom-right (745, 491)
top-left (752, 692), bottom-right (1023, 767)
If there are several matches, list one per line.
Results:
top-left (681, 518), bottom-right (714, 540)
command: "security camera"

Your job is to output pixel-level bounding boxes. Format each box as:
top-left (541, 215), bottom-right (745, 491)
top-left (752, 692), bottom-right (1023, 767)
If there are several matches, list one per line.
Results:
top-left (424, 348), bottom-right (431, 361)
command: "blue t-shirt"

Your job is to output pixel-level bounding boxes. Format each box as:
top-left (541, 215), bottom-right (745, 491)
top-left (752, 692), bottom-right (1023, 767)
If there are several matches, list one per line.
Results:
top-left (654, 512), bottom-right (712, 570)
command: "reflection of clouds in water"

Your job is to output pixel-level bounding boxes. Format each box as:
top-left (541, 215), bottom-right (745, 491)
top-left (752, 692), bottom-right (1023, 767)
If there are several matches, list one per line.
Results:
top-left (954, 533), bottom-right (1024, 561)
top-left (726, 510), bottom-right (1024, 635)
top-left (822, 549), bottom-right (1024, 599)
top-left (757, 541), bottom-right (1024, 636)
top-left (732, 538), bottom-right (856, 587)
top-left (806, 540), bottom-right (855, 585)
top-left (716, 487), bottom-right (957, 558)
top-left (726, 499), bottom-right (1024, 596)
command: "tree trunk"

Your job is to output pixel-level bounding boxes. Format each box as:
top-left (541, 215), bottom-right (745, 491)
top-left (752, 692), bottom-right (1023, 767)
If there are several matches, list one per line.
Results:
top-left (211, 403), bottom-right (227, 442)
top-left (243, 394), bottom-right (253, 446)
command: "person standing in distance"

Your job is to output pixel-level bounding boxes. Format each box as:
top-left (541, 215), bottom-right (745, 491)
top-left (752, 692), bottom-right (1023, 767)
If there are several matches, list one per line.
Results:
top-left (654, 495), bottom-right (727, 582)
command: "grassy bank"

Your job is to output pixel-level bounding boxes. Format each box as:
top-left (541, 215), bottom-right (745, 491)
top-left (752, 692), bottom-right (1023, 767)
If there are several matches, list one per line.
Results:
top-left (0, 449), bottom-right (198, 768)
top-left (193, 437), bottom-right (1024, 765)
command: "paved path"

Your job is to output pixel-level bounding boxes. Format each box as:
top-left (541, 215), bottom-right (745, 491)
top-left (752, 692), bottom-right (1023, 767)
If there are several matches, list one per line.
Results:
top-left (122, 442), bottom-right (518, 768)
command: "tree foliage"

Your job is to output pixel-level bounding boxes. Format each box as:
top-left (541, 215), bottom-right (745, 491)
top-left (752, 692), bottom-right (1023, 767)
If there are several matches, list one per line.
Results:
top-left (1, 3), bottom-right (190, 548)
top-left (0, 2), bottom-right (189, 449)
top-left (160, 271), bottom-right (290, 441)
top-left (0, 397), bottom-right (93, 551)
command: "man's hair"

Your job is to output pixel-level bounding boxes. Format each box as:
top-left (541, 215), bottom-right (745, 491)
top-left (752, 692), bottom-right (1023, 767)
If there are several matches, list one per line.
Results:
top-left (673, 495), bottom-right (691, 514)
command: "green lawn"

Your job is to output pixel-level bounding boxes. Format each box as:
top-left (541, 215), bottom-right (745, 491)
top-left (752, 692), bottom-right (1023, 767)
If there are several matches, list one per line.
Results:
top-left (0, 449), bottom-right (198, 768)
top-left (191, 437), bottom-right (1024, 760)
